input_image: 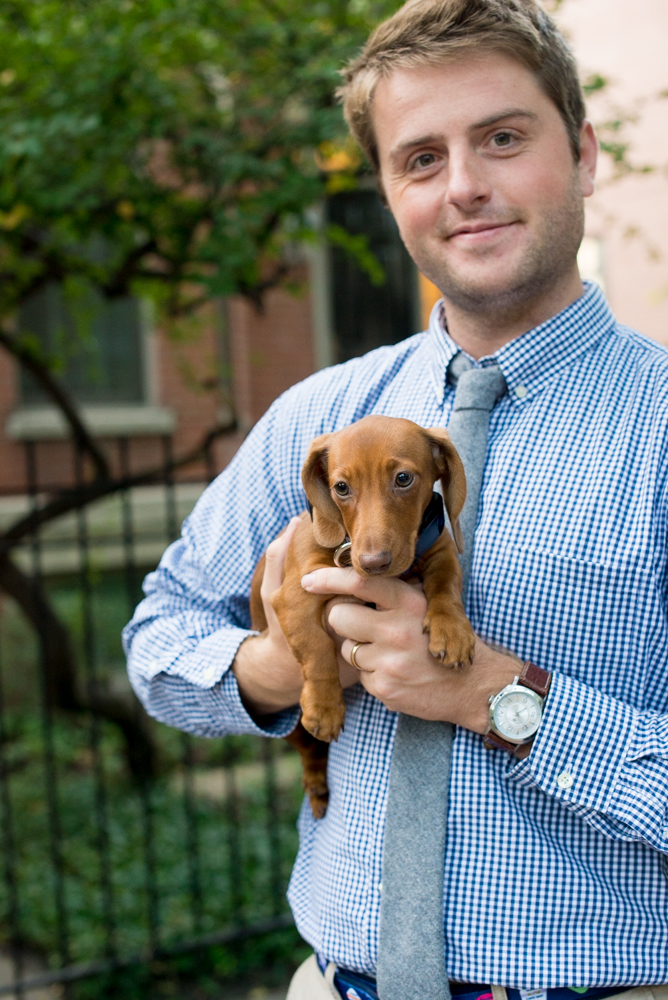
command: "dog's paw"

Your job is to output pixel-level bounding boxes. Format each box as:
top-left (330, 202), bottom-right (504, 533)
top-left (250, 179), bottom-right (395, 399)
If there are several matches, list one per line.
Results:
top-left (303, 764), bottom-right (330, 818)
top-left (306, 788), bottom-right (329, 819)
top-left (423, 610), bottom-right (476, 669)
top-left (301, 697), bottom-right (346, 744)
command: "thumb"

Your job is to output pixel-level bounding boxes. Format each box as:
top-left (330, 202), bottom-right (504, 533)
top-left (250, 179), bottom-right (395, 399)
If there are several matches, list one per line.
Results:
top-left (262, 516), bottom-right (301, 597)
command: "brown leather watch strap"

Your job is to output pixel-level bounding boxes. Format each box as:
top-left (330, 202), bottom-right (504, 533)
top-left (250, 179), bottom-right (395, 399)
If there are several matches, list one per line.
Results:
top-left (483, 660), bottom-right (552, 753)
top-left (482, 730), bottom-right (520, 753)
top-left (520, 660), bottom-right (552, 698)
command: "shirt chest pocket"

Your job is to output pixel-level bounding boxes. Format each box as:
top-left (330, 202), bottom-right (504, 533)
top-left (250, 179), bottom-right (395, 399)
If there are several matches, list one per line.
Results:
top-left (471, 544), bottom-right (664, 706)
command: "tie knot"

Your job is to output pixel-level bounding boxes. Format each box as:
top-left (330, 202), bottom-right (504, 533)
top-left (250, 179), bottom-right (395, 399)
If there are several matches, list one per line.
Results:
top-left (447, 353), bottom-right (507, 412)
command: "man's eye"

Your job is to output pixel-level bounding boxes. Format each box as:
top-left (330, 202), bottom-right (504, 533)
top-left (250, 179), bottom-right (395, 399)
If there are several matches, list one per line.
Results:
top-left (493, 132), bottom-right (514, 147)
top-left (334, 482), bottom-right (350, 496)
top-left (413, 153), bottom-right (436, 169)
top-left (395, 472), bottom-right (413, 487)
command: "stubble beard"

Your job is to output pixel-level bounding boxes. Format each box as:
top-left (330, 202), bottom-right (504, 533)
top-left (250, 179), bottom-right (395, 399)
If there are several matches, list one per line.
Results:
top-left (403, 173), bottom-right (586, 323)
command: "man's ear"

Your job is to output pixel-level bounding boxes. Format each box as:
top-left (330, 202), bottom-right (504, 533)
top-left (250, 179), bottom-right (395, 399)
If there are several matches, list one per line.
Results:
top-left (578, 119), bottom-right (598, 199)
top-left (424, 427), bottom-right (466, 554)
top-left (301, 434), bottom-right (346, 548)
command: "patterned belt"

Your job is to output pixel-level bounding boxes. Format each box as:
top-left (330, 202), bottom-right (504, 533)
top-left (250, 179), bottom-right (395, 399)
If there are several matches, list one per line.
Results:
top-left (316, 956), bottom-right (636, 1000)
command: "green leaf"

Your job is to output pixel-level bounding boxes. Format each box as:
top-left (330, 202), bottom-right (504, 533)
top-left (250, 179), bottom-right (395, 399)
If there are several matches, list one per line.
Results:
top-left (326, 222), bottom-right (386, 286)
top-left (0, 0), bottom-right (404, 333)
top-left (582, 72), bottom-right (608, 96)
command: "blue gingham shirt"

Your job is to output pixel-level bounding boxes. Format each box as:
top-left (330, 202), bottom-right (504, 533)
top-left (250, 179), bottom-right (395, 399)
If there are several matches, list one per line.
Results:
top-left (124, 283), bottom-right (668, 988)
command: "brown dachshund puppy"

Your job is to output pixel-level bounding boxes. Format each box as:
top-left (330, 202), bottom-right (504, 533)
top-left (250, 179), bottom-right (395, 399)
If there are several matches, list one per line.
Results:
top-left (250, 415), bottom-right (475, 817)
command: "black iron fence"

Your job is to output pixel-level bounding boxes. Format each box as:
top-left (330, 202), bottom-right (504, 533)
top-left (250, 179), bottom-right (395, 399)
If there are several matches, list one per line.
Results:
top-left (0, 436), bottom-right (301, 997)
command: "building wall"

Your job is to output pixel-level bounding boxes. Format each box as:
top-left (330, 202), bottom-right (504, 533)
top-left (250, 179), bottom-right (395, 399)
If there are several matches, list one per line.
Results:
top-left (0, 275), bottom-right (316, 492)
top-left (2, 0), bottom-right (667, 496)
top-left (227, 265), bottom-right (316, 431)
top-left (0, 344), bottom-right (25, 492)
top-left (557, 0), bottom-right (668, 344)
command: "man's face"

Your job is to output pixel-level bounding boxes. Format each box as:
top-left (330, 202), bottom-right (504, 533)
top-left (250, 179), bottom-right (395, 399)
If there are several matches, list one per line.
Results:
top-left (373, 52), bottom-right (596, 316)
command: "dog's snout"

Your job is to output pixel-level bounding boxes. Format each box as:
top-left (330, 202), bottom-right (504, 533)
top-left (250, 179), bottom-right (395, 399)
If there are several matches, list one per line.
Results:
top-left (358, 550), bottom-right (393, 574)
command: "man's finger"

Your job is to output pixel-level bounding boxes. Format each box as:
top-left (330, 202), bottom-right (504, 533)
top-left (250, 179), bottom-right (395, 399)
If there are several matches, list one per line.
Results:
top-left (301, 566), bottom-right (417, 611)
top-left (327, 601), bottom-right (379, 644)
top-left (341, 638), bottom-right (375, 673)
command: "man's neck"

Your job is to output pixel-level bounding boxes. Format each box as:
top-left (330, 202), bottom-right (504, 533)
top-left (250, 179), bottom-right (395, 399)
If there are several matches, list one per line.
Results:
top-left (443, 269), bottom-right (585, 360)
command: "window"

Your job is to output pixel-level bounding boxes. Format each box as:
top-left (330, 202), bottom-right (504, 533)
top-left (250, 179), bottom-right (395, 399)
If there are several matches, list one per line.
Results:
top-left (19, 283), bottom-right (145, 405)
top-left (327, 189), bottom-right (421, 364)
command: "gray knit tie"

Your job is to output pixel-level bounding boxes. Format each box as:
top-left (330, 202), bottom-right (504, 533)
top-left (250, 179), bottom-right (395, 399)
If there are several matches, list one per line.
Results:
top-left (377, 353), bottom-right (507, 1000)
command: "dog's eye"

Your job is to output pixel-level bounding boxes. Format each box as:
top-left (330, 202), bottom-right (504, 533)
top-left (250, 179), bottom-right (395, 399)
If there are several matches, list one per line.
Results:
top-left (395, 472), bottom-right (413, 487)
top-left (333, 482), bottom-right (350, 496)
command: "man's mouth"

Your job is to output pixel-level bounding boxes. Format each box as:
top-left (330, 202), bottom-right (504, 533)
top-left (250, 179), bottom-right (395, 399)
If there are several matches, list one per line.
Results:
top-left (447, 220), bottom-right (518, 242)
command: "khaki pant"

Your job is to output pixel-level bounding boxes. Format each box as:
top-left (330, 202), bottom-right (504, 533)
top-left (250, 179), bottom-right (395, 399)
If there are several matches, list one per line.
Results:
top-left (285, 955), bottom-right (668, 1000)
top-left (286, 954), bottom-right (339, 999)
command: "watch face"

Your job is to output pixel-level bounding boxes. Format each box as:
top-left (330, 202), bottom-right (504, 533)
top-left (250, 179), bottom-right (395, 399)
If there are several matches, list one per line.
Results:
top-left (492, 685), bottom-right (542, 742)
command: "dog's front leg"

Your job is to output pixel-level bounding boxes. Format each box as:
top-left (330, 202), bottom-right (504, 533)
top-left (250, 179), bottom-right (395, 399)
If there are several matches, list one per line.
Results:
top-left (418, 534), bottom-right (476, 669)
top-left (271, 575), bottom-right (346, 743)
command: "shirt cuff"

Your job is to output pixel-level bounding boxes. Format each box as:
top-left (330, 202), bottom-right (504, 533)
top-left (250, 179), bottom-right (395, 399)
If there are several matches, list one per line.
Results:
top-left (142, 624), bottom-right (256, 688)
top-left (136, 660), bottom-right (301, 739)
top-left (128, 623), bottom-right (302, 739)
top-left (505, 672), bottom-right (638, 812)
top-left (213, 669), bottom-right (302, 738)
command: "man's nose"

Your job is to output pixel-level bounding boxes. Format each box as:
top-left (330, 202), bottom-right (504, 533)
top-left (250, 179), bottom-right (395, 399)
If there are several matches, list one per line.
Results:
top-left (445, 150), bottom-right (491, 210)
top-left (358, 550), bottom-right (393, 574)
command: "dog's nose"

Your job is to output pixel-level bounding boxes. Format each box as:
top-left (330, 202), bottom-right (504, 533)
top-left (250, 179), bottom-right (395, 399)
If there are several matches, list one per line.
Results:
top-left (358, 551), bottom-right (392, 574)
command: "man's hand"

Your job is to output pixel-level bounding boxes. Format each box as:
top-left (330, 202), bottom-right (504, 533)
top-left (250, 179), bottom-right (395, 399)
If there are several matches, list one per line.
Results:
top-left (302, 567), bottom-right (521, 735)
top-left (232, 520), bottom-right (358, 718)
top-left (233, 517), bottom-right (303, 717)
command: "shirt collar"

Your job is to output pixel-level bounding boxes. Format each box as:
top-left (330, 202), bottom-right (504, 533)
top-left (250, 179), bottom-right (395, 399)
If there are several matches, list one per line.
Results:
top-left (427, 281), bottom-right (616, 406)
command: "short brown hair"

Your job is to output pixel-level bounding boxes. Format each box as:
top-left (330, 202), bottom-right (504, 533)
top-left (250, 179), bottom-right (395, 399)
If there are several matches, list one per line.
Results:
top-left (338, 0), bottom-right (586, 171)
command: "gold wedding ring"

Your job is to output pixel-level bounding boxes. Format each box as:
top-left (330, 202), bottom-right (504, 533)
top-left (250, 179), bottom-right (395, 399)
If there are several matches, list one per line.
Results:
top-left (350, 641), bottom-right (367, 671)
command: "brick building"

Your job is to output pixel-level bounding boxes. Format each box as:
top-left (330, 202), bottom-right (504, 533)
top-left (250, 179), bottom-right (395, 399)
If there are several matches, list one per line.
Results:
top-left (0, 187), bottom-right (435, 573)
top-left (1, 0), bottom-right (667, 555)
top-left (0, 187), bottom-right (424, 495)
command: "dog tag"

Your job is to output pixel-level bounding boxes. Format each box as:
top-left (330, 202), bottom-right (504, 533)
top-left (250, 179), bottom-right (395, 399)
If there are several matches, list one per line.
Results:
top-left (333, 539), bottom-right (352, 567)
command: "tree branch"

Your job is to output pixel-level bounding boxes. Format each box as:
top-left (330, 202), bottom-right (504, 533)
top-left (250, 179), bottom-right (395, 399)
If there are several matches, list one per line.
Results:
top-left (0, 551), bottom-right (156, 780)
top-left (100, 238), bottom-right (158, 299)
top-left (0, 418), bottom-right (236, 550)
top-left (238, 261), bottom-right (291, 311)
top-left (0, 326), bottom-right (110, 480)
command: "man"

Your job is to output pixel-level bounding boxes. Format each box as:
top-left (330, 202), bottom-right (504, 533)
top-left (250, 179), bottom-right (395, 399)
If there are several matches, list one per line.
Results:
top-left (124, 1), bottom-right (668, 998)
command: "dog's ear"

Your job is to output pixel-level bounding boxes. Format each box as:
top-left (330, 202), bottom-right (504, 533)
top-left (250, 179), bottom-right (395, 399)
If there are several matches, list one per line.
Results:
top-left (424, 427), bottom-right (466, 554)
top-left (301, 434), bottom-right (346, 548)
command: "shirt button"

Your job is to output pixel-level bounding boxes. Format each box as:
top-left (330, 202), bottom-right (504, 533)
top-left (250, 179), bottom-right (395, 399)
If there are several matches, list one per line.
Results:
top-left (377, 882), bottom-right (383, 894)
top-left (514, 384), bottom-right (528, 399)
top-left (556, 772), bottom-right (574, 789)
top-left (204, 667), bottom-right (217, 684)
top-left (149, 659), bottom-right (159, 672)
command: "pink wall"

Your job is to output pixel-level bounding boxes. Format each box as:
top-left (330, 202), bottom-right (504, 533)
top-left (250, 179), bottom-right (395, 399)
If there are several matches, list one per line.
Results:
top-left (557, 0), bottom-right (668, 344)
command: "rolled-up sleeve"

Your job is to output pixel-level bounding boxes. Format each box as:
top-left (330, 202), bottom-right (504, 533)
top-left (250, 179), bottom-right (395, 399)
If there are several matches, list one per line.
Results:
top-left (122, 394), bottom-right (306, 738)
top-left (506, 671), bottom-right (668, 854)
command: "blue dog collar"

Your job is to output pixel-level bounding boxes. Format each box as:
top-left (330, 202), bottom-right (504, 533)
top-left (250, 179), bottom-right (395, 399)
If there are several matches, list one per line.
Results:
top-left (411, 489), bottom-right (446, 565)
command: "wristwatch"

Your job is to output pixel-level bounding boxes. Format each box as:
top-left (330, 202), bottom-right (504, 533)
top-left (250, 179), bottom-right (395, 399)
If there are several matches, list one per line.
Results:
top-left (483, 661), bottom-right (552, 753)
